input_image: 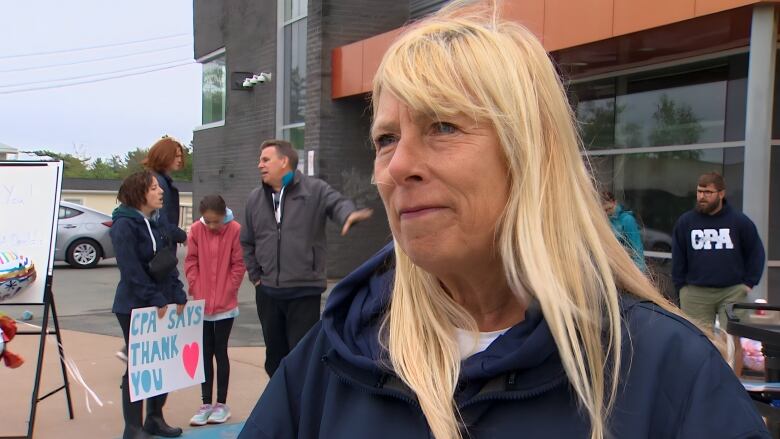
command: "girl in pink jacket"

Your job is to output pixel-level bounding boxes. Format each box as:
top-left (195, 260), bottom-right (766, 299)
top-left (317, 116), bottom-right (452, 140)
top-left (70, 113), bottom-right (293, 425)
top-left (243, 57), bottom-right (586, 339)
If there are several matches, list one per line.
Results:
top-left (184, 194), bottom-right (246, 426)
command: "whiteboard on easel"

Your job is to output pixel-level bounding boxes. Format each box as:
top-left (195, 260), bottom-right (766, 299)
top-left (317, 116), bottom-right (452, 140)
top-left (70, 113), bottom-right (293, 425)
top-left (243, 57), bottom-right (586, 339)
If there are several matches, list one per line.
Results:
top-left (0, 161), bottom-right (63, 304)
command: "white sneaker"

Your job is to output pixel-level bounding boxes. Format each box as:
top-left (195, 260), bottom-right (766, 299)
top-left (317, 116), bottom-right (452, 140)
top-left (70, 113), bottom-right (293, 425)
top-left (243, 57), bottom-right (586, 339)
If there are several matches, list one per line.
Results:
top-left (115, 345), bottom-right (127, 362)
top-left (207, 403), bottom-right (231, 424)
top-left (189, 404), bottom-right (213, 426)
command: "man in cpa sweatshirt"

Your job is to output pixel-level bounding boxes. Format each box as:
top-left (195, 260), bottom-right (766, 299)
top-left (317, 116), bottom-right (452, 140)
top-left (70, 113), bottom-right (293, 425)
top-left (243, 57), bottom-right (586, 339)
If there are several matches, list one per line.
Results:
top-left (672, 172), bottom-right (765, 374)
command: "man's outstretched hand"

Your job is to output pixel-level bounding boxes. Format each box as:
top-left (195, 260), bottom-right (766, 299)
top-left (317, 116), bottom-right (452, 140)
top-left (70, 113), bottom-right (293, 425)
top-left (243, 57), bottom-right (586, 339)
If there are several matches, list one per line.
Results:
top-left (341, 208), bottom-right (374, 236)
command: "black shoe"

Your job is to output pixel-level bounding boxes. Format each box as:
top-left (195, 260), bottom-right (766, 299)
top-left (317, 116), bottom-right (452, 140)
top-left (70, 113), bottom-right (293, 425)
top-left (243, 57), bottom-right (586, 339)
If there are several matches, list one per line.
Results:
top-left (143, 415), bottom-right (183, 438)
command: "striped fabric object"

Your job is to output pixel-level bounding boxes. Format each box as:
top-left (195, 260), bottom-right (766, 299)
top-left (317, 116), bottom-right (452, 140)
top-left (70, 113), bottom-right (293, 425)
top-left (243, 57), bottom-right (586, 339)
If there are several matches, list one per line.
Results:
top-left (0, 251), bottom-right (36, 301)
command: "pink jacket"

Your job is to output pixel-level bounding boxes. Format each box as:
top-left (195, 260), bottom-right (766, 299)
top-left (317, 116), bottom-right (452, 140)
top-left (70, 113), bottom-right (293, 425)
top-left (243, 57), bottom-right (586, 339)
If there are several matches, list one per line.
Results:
top-left (185, 219), bottom-right (246, 316)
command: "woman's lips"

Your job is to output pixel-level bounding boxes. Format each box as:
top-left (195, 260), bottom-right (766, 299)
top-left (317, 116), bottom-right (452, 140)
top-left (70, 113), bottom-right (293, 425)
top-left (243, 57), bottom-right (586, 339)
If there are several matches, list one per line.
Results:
top-left (399, 206), bottom-right (445, 220)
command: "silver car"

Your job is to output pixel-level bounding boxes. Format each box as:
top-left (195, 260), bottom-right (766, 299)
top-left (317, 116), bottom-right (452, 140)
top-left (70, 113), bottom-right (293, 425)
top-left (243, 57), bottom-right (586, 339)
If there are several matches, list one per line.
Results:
top-left (55, 201), bottom-right (115, 268)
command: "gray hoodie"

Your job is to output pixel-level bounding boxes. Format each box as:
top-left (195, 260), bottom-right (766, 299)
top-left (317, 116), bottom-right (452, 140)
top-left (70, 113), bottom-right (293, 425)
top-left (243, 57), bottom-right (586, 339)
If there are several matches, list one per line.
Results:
top-left (240, 170), bottom-right (356, 290)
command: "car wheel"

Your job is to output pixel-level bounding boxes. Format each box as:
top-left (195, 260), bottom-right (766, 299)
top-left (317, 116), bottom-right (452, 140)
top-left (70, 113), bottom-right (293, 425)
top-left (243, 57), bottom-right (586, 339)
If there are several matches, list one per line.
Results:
top-left (67, 239), bottom-right (102, 269)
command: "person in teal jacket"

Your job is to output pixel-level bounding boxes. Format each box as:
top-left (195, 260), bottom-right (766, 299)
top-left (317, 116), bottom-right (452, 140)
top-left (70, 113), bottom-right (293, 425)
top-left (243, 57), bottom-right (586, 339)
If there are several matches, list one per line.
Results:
top-left (602, 192), bottom-right (646, 271)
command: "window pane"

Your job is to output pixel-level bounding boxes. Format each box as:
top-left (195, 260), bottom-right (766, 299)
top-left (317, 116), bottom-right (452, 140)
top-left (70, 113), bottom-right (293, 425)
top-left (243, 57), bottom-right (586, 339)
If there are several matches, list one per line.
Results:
top-left (770, 146), bottom-right (780, 259)
top-left (589, 147), bottom-right (743, 251)
top-left (284, 21), bottom-right (307, 125)
top-left (615, 79), bottom-right (727, 148)
top-left (572, 80), bottom-right (616, 149)
top-left (202, 56), bottom-right (226, 124)
top-left (282, 127), bottom-right (305, 173)
top-left (285, 0), bottom-right (307, 21)
top-left (569, 56), bottom-right (749, 150)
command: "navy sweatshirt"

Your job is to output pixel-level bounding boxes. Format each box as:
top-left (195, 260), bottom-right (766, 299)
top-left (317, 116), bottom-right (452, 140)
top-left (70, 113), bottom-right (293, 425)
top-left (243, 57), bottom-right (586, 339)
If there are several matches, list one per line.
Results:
top-left (238, 243), bottom-right (768, 439)
top-left (672, 201), bottom-right (765, 291)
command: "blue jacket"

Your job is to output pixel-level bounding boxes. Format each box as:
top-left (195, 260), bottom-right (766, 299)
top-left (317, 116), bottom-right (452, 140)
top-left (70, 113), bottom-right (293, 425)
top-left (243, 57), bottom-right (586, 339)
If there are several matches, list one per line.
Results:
top-left (152, 171), bottom-right (187, 244)
top-left (110, 205), bottom-right (186, 314)
top-left (239, 244), bottom-right (768, 439)
top-left (609, 204), bottom-right (646, 271)
top-left (672, 201), bottom-right (765, 291)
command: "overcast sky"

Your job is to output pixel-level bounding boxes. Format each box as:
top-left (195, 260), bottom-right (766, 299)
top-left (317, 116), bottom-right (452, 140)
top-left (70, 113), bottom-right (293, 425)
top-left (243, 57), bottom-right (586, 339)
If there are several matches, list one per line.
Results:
top-left (0, 0), bottom-right (201, 160)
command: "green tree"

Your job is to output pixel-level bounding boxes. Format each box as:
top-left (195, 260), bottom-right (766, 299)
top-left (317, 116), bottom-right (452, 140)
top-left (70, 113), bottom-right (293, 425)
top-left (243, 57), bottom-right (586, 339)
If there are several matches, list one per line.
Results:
top-left (170, 144), bottom-right (193, 182)
top-left (649, 94), bottom-right (703, 147)
top-left (29, 150), bottom-right (90, 178)
top-left (90, 157), bottom-right (120, 179)
top-left (27, 145), bottom-right (193, 181)
top-left (119, 147), bottom-right (148, 178)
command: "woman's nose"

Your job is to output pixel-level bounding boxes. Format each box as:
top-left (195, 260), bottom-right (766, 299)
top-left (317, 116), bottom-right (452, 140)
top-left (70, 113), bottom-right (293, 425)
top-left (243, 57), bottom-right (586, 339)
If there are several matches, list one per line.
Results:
top-left (386, 134), bottom-right (425, 185)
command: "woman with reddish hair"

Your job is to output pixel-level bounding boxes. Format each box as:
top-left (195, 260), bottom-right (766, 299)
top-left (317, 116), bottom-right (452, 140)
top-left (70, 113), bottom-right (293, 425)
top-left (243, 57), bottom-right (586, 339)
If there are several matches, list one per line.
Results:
top-left (143, 136), bottom-right (187, 244)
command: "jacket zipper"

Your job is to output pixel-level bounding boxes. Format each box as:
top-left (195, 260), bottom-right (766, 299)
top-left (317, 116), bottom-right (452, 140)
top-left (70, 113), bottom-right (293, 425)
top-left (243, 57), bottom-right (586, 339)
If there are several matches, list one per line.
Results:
top-left (323, 354), bottom-right (567, 425)
top-left (276, 221), bottom-right (281, 287)
top-left (457, 374), bottom-right (567, 411)
top-left (322, 356), bottom-right (420, 408)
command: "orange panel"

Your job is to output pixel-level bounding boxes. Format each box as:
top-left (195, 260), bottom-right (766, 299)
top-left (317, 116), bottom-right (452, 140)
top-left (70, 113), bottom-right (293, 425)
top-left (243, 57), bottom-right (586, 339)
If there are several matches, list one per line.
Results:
top-left (361, 28), bottom-right (404, 92)
top-left (501, 0), bottom-right (545, 40)
top-left (544, 0), bottom-right (614, 51)
top-left (613, 0), bottom-right (695, 35)
top-left (332, 42), bottom-right (363, 99)
top-left (695, 0), bottom-right (766, 16)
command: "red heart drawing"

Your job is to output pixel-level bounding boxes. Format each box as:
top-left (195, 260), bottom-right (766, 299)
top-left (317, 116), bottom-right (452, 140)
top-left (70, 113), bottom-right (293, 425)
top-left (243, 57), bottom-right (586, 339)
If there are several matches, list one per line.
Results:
top-left (182, 342), bottom-right (199, 379)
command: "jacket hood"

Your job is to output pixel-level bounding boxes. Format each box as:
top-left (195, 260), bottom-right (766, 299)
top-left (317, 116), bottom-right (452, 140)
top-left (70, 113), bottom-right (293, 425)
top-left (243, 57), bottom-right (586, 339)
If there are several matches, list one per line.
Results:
top-left (198, 207), bottom-right (235, 226)
top-left (112, 205), bottom-right (160, 222)
top-left (321, 243), bottom-right (560, 382)
top-left (112, 205), bottom-right (143, 221)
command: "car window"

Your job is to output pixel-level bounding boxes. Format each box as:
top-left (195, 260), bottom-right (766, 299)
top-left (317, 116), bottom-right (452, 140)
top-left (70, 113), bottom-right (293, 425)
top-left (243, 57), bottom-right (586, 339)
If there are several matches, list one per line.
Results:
top-left (59, 206), bottom-right (83, 220)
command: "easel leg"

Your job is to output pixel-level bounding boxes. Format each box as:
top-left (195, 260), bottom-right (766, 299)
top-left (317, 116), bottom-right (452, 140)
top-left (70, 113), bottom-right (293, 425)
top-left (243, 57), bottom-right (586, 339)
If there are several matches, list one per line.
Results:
top-left (26, 290), bottom-right (50, 439)
top-left (50, 290), bottom-right (74, 419)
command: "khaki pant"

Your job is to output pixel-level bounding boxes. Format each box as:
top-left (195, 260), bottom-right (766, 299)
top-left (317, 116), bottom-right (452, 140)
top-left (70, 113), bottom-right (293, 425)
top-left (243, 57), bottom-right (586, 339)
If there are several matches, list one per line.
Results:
top-left (680, 284), bottom-right (749, 331)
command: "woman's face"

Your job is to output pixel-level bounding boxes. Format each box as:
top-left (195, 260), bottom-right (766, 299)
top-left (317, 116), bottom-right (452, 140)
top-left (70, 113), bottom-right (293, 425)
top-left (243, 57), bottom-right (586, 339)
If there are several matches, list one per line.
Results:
top-left (168, 147), bottom-right (183, 172)
top-left (372, 93), bottom-right (510, 274)
top-left (144, 176), bottom-right (164, 210)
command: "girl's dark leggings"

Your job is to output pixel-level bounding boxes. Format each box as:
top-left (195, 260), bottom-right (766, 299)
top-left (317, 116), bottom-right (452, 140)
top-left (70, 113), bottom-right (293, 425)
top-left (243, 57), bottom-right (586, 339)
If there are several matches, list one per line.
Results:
top-left (202, 318), bottom-right (234, 405)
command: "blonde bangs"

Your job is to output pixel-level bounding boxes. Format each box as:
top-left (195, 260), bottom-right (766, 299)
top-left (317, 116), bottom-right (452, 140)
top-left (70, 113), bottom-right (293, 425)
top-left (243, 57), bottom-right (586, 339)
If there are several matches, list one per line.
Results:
top-left (372, 16), bottom-right (525, 127)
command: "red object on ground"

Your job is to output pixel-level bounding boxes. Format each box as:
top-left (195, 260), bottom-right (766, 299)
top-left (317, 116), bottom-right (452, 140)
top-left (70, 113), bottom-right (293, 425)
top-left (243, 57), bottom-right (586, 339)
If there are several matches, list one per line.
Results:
top-left (0, 315), bottom-right (24, 368)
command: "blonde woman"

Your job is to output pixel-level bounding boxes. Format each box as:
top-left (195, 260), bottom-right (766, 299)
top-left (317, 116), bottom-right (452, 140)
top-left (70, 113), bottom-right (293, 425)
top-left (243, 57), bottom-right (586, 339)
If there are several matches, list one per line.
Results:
top-left (238, 3), bottom-right (768, 439)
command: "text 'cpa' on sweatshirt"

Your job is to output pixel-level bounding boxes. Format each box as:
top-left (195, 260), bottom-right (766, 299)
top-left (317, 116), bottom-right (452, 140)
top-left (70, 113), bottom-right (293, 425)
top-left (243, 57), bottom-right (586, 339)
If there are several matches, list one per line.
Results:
top-left (671, 201), bottom-right (765, 291)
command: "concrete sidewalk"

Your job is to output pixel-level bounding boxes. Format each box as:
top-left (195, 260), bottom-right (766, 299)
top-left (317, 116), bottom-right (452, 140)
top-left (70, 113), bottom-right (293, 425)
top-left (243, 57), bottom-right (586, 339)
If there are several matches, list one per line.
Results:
top-left (1, 327), bottom-right (269, 438)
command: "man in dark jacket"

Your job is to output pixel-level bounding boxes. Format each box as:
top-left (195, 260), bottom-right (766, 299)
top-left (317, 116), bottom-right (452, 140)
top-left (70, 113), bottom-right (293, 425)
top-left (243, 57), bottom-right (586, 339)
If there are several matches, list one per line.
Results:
top-left (238, 244), bottom-right (769, 438)
top-left (672, 172), bottom-right (765, 375)
top-left (672, 172), bottom-right (765, 330)
top-left (240, 139), bottom-right (373, 377)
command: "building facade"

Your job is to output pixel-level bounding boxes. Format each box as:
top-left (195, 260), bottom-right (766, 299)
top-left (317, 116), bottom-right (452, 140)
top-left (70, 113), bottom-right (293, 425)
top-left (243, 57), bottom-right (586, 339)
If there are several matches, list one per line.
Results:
top-left (193, 0), bottom-right (780, 302)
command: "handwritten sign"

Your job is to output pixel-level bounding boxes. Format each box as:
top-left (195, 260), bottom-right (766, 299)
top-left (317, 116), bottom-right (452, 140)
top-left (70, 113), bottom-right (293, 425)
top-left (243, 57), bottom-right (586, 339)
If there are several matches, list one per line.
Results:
top-left (0, 161), bottom-right (62, 304)
top-left (128, 300), bottom-right (205, 402)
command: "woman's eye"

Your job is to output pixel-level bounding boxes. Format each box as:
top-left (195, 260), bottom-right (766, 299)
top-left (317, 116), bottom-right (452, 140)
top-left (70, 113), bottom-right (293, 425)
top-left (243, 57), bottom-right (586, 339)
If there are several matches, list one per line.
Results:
top-left (433, 122), bottom-right (457, 134)
top-left (373, 134), bottom-right (397, 150)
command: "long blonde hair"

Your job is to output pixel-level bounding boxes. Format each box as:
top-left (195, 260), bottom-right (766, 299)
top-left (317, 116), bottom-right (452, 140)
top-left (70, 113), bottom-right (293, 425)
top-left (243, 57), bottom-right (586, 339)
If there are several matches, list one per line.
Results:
top-left (373, 3), bottom-right (684, 439)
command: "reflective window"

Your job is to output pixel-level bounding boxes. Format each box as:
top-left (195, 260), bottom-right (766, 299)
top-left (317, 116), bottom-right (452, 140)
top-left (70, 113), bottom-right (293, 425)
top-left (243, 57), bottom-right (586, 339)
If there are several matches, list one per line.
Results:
top-left (285, 0), bottom-right (307, 21)
top-left (589, 147), bottom-right (744, 251)
top-left (571, 55), bottom-right (748, 150)
top-left (202, 55), bottom-right (226, 124)
top-left (770, 146), bottom-right (780, 259)
top-left (283, 127), bottom-right (305, 173)
top-left (284, 20), bottom-right (307, 125)
top-left (573, 80), bottom-right (615, 149)
top-left (615, 75), bottom-right (727, 148)
top-left (58, 206), bottom-right (83, 219)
